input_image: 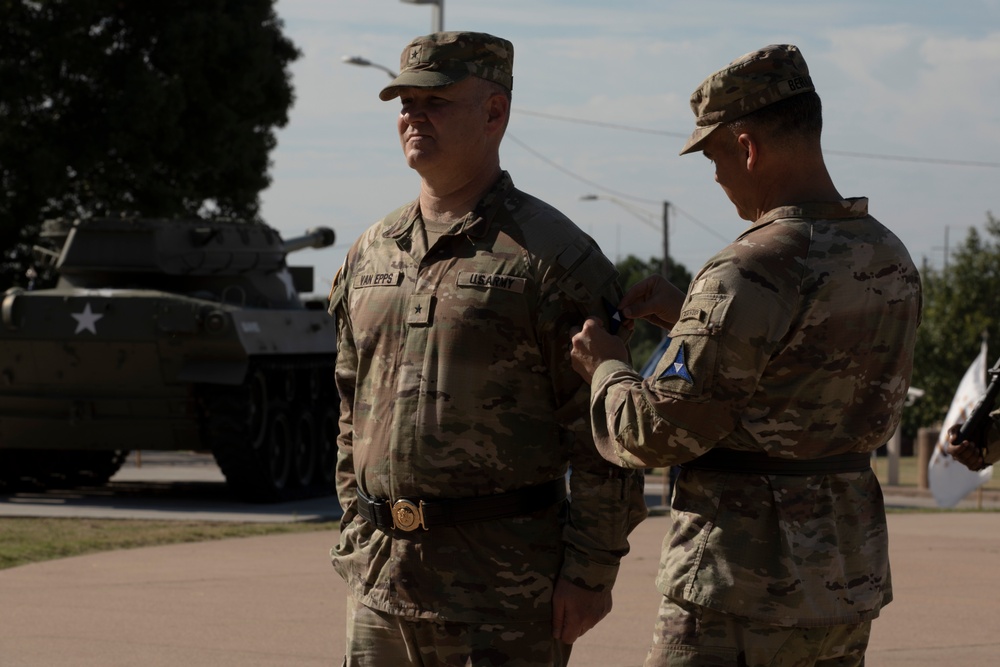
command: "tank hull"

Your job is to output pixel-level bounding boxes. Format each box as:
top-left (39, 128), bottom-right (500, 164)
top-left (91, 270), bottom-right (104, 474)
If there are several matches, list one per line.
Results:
top-left (0, 219), bottom-right (339, 502)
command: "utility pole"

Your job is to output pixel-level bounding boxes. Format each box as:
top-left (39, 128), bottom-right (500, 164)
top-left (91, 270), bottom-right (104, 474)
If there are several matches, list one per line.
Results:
top-left (662, 201), bottom-right (671, 278)
top-left (400, 0), bottom-right (444, 32)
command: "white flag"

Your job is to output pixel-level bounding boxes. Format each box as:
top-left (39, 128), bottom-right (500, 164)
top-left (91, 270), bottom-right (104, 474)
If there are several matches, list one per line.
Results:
top-left (928, 341), bottom-right (994, 508)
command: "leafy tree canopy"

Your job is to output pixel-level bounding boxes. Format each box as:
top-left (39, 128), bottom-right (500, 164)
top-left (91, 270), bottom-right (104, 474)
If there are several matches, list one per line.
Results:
top-left (0, 0), bottom-right (300, 287)
top-left (904, 213), bottom-right (1000, 439)
top-left (616, 255), bottom-right (693, 370)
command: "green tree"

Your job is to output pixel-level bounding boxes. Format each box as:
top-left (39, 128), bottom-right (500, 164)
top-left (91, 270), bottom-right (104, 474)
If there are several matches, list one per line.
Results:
top-left (904, 213), bottom-right (1000, 439)
top-left (0, 0), bottom-right (300, 287)
top-left (616, 255), bottom-right (693, 370)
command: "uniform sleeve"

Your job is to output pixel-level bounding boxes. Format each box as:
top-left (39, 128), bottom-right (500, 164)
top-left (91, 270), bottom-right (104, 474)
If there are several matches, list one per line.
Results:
top-left (589, 254), bottom-right (799, 469)
top-left (539, 239), bottom-right (647, 592)
top-left (328, 263), bottom-right (358, 530)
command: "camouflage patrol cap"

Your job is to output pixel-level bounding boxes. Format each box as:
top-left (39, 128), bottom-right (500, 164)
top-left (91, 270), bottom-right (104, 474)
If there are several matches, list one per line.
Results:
top-left (679, 44), bottom-right (815, 155)
top-left (379, 31), bottom-right (514, 101)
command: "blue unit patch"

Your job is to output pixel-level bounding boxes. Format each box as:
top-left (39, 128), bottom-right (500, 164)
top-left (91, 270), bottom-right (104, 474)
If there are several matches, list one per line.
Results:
top-left (603, 298), bottom-right (624, 334)
top-left (659, 342), bottom-right (694, 384)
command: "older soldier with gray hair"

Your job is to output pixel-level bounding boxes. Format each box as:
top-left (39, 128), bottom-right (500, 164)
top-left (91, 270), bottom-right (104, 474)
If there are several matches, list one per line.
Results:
top-left (327, 31), bottom-right (646, 666)
top-left (570, 44), bottom-right (922, 665)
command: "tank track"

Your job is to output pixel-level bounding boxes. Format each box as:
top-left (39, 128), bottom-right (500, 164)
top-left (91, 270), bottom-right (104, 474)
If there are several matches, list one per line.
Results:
top-left (198, 355), bottom-right (339, 503)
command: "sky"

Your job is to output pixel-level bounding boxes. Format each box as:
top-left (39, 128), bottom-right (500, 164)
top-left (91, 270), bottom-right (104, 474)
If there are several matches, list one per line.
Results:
top-left (262, 0), bottom-right (1000, 295)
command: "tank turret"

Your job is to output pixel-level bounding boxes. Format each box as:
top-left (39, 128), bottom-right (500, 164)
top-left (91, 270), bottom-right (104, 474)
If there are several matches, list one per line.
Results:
top-left (0, 217), bottom-right (340, 502)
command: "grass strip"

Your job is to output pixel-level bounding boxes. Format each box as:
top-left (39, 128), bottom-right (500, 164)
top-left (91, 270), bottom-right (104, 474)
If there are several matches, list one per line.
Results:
top-left (0, 517), bottom-right (336, 571)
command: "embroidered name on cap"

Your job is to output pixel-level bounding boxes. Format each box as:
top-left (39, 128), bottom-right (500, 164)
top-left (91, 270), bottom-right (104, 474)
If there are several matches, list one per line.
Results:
top-left (354, 272), bottom-right (403, 288)
top-left (787, 75), bottom-right (812, 91)
top-left (457, 272), bottom-right (526, 293)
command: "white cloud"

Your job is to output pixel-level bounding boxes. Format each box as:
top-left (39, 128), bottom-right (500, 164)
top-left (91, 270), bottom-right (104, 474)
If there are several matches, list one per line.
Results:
top-left (265, 0), bottom-right (1000, 288)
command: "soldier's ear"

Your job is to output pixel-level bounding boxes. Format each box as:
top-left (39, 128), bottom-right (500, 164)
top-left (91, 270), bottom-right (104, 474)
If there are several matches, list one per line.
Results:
top-left (736, 133), bottom-right (758, 171)
top-left (485, 93), bottom-right (509, 132)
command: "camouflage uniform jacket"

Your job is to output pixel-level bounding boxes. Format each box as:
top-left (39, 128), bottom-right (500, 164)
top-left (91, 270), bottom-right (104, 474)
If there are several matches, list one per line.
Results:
top-left (589, 198), bottom-right (922, 627)
top-left (328, 172), bottom-right (646, 623)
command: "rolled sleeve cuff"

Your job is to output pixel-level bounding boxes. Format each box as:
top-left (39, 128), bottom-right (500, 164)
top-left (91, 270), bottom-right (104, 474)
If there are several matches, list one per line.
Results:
top-left (559, 547), bottom-right (622, 592)
top-left (591, 359), bottom-right (637, 389)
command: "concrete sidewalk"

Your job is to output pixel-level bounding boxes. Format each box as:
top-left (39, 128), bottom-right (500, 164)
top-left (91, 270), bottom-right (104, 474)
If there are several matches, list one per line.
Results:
top-left (2, 512), bottom-right (1000, 666)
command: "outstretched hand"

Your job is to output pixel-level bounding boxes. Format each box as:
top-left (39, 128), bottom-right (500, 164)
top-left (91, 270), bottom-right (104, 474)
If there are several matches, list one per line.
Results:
top-left (570, 317), bottom-right (628, 384)
top-left (946, 423), bottom-right (988, 471)
top-left (618, 275), bottom-right (686, 331)
top-left (552, 578), bottom-right (612, 644)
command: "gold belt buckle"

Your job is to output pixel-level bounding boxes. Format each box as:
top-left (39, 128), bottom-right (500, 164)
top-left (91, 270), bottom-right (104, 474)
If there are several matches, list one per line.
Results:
top-left (391, 499), bottom-right (426, 531)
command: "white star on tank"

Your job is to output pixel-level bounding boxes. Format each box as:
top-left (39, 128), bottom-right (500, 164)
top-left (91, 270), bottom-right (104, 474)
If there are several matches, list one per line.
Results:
top-left (71, 302), bottom-right (104, 334)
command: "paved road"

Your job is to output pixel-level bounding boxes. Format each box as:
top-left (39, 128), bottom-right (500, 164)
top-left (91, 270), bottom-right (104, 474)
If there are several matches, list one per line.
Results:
top-left (2, 510), bottom-right (1000, 666)
top-left (3, 452), bottom-right (1000, 665)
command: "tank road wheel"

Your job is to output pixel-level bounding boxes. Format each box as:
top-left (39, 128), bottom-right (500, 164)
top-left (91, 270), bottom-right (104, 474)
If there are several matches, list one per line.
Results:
top-left (203, 369), bottom-right (297, 503)
top-left (291, 409), bottom-right (317, 489)
top-left (316, 406), bottom-right (339, 491)
top-left (247, 369), bottom-right (269, 449)
top-left (264, 409), bottom-right (293, 493)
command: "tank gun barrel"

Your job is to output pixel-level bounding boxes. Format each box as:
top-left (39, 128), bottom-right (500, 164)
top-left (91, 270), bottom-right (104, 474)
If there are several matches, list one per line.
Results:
top-left (282, 227), bottom-right (336, 254)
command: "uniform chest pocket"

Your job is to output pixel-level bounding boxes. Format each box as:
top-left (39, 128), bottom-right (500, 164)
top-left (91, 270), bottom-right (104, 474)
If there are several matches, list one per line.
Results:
top-left (442, 271), bottom-right (533, 336)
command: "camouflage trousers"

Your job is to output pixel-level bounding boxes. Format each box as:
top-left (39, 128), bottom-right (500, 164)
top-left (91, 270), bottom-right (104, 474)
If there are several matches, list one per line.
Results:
top-left (343, 595), bottom-right (572, 667)
top-left (643, 596), bottom-right (871, 667)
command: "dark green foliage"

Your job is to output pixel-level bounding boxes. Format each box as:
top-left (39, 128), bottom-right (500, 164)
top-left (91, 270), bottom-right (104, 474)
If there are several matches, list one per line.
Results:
top-left (904, 213), bottom-right (1000, 439)
top-left (616, 255), bottom-right (692, 370)
top-left (0, 0), bottom-right (300, 287)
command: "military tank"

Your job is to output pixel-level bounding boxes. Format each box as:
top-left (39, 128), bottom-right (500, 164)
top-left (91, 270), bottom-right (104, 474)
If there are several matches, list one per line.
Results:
top-left (0, 217), bottom-right (339, 502)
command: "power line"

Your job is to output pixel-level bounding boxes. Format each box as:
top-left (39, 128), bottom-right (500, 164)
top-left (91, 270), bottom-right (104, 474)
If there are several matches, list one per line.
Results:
top-left (514, 108), bottom-right (688, 139)
top-left (671, 204), bottom-right (731, 243)
top-left (513, 107), bottom-right (1000, 169)
top-left (508, 133), bottom-right (731, 245)
top-left (506, 133), bottom-right (665, 206)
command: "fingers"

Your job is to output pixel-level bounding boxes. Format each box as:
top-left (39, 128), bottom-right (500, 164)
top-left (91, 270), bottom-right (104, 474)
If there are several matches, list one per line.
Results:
top-left (617, 275), bottom-right (662, 318)
top-left (946, 440), bottom-right (987, 471)
top-left (551, 579), bottom-right (612, 644)
top-left (618, 275), bottom-right (685, 329)
top-left (552, 597), bottom-right (565, 641)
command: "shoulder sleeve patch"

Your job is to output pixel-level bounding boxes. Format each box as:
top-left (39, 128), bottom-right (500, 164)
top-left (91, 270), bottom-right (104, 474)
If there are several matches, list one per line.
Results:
top-left (327, 265), bottom-right (346, 316)
top-left (557, 246), bottom-right (618, 302)
top-left (649, 291), bottom-right (732, 400)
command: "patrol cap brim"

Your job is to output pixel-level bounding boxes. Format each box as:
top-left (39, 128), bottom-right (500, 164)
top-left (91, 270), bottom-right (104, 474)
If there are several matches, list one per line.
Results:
top-left (679, 122), bottom-right (723, 156)
top-left (379, 69), bottom-right (471, 101)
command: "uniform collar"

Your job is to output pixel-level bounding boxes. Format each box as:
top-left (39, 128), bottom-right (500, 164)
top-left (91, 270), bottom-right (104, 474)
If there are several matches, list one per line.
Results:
top-left (739, 197), bottom-right (869, 240)
top-left (382, 171), bottom-right (516, 241)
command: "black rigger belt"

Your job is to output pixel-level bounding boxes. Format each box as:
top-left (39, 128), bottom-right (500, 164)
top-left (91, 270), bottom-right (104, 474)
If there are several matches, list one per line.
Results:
top-left (355, 478), bottom-right (567, 532)
top-left (682, 448), bottom-right (872, 476)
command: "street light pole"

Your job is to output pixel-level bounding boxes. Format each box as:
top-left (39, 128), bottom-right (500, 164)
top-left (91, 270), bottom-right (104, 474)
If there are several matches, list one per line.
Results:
top-left (341, 55), bottom-right (397, 79)
top-left (582, 194), bottom-right (671, 277)
top-left (662, 201), bottom-right (671, 278)
top-left (400, 0), bottom-right (444, 32)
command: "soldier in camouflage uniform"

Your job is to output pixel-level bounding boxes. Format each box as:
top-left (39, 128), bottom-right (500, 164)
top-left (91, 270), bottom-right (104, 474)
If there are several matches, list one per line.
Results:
top-left (570, 44), bottom-right (922, 666)
top-left (326, 31), bottom-right (646, 666)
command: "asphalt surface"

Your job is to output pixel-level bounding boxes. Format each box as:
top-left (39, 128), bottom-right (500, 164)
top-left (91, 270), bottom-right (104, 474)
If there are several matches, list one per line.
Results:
top-left (2, 453), bottom-right (1000, 665)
